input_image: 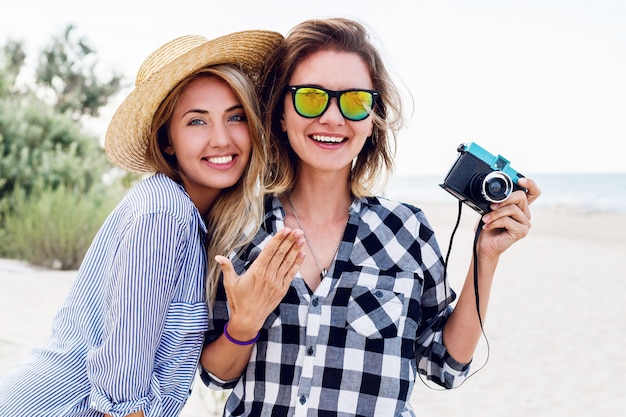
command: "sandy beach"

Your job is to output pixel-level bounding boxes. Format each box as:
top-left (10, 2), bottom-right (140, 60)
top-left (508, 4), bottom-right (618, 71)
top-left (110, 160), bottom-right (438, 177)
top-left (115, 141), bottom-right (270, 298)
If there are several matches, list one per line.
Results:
top-left (2, 202), bottom-right (625, 416)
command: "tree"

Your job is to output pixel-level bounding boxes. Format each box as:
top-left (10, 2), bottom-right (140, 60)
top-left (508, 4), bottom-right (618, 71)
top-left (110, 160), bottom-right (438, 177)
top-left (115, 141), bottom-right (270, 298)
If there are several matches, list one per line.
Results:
top-left (0, 24), bottom-right (128, 266)
top-left (0, 94), bottom-right (109, 202)
top-left (0, 23), bottom-right (126, 218)
top-left (0, 38), bottom-right (26, 95)
top-left (35, 24), bottom-right (125, 120)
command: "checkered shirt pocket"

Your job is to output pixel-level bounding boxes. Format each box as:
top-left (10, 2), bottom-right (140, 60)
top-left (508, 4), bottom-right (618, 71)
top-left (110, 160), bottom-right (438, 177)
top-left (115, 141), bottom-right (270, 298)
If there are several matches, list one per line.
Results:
top-left (346, 286), bottom-right (404, 339)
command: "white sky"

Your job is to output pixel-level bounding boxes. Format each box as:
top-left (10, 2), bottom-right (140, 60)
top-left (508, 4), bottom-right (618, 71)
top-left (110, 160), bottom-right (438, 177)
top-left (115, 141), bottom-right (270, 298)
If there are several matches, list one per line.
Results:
top-left (2, 0), bottom-right (625, 176)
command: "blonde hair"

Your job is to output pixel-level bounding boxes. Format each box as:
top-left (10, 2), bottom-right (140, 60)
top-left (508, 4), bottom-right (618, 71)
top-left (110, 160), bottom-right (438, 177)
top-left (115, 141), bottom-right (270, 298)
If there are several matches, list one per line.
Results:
top-left (258, 17), bottom-right (404, 197)
top-left (148, 65), bottom-right (266, 303)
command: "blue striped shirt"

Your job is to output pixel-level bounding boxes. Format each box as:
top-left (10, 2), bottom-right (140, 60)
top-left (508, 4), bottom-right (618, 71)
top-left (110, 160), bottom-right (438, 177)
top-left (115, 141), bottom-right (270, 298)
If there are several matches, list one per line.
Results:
top-left (0, 173), bottom-right (209, 417)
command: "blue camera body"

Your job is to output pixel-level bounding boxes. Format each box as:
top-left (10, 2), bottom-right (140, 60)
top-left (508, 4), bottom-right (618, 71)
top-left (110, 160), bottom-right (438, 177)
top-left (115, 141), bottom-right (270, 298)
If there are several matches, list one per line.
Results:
top-left (440, 142), bottom-right (525, 214)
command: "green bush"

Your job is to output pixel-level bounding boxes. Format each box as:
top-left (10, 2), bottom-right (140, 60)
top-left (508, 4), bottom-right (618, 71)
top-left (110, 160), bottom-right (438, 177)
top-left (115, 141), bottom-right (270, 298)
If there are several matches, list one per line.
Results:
top-left (0, 183), bottom-right (123, 270)
top-left (0, 26), bottom-right (129, 269)
top-left (0, 96), bottom-right (110, 218)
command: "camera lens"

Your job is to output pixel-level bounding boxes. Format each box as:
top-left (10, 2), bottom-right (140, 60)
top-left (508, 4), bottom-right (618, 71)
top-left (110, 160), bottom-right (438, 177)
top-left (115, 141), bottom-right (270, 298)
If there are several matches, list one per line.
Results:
top-left (481, 171), bottom-right (513, 203)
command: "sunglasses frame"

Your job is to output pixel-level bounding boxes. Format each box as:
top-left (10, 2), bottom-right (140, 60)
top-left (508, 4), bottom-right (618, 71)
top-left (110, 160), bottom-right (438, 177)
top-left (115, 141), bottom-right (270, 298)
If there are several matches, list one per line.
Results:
top-left (287, 85), bottom-right (380, 121)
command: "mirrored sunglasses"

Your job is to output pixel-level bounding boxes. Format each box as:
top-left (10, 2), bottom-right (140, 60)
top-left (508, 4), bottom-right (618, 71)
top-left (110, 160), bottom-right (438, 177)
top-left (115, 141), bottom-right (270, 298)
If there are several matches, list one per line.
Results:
top-left (287, 85), bottom-right (379, 121)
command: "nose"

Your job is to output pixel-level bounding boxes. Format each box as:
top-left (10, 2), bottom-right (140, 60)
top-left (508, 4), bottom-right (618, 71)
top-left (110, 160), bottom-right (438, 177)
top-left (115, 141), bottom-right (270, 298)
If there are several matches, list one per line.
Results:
top-left (319, 97), bottom-right (345, 124)
top-left (207, 121), bottom-right (230, 147)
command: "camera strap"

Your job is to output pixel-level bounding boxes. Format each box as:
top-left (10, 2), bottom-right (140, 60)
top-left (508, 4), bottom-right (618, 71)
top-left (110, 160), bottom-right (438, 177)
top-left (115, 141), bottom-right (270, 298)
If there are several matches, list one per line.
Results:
top-left (421, 200), bottom-right (491, 390)
top-left (472, 217), bottom-right (486, 328)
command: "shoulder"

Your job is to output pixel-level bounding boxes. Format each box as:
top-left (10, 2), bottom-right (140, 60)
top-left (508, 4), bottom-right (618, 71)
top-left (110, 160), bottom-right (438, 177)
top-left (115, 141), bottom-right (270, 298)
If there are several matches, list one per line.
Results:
top-left (357, 195), bottom-right (438, 242)
top-left (107, 173), bottom-right (205, 239)
top-left (359, 195), bottom-right (429, 224)
top-left (125, 174), bottom-right (200, 221)
top-left (127, 173), bottom-right (187, 205)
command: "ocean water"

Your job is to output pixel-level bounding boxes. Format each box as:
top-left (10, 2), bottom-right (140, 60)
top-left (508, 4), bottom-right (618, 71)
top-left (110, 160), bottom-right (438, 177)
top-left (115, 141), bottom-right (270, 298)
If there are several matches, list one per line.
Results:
top-left (384, 172), bottom-right (626, 214)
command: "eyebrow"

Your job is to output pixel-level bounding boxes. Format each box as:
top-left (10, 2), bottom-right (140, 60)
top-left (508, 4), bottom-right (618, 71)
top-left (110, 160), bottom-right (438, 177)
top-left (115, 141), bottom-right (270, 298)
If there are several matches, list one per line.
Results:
top-left (183, 104), bottom-right (244, 117)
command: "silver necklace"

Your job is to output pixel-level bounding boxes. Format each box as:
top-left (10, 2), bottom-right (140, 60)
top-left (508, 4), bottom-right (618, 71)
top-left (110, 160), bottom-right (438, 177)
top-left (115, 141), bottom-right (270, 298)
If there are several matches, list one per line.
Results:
top-left (287, 193), bottom-right (349, 280)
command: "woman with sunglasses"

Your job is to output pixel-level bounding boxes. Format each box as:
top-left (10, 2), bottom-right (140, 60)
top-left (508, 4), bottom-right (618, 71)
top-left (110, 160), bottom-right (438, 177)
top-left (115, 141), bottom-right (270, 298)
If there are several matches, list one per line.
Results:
top-left (199, 18), bottom-right (541, 416)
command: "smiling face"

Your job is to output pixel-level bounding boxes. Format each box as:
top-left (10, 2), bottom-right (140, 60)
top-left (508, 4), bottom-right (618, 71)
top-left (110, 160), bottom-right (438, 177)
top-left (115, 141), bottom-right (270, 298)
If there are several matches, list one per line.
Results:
top-left (281, 50), bottom-right (374, 176)
top-left (165, 75), bottom-right (252, 214)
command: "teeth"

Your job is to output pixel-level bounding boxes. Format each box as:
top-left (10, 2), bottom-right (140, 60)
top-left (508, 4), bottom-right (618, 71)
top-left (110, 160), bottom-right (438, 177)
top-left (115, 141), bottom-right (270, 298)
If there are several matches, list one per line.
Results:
top-left (207, 155), bottom-right (234, 164)
top-left (312, 135), bottom-right (344, 143)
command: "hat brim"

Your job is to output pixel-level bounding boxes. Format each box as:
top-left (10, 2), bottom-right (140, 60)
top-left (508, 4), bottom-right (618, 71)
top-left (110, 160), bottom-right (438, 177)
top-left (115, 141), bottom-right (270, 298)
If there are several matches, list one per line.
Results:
top-left (105, 30), bottom-right (283, 173)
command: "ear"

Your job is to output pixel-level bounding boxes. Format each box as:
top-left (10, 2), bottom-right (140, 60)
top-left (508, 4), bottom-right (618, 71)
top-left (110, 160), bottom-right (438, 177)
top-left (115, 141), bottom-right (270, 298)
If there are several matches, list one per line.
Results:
top-left (280, 113), bottom-right (287, 133)
top-left (164, 145), bottom-right (175, 156)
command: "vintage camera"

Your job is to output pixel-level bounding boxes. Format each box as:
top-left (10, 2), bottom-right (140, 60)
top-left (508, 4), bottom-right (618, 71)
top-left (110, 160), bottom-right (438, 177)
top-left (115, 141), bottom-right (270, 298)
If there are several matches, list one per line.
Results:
top-left (440, 142), bottom-right (525, 214)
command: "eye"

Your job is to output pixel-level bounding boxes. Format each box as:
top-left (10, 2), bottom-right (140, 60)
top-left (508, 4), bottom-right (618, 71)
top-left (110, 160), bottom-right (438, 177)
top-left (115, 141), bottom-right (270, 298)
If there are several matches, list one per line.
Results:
top-left (228, 112), bottom-right (248, 123)
top-left (188, 118), bottom-right (206, 126)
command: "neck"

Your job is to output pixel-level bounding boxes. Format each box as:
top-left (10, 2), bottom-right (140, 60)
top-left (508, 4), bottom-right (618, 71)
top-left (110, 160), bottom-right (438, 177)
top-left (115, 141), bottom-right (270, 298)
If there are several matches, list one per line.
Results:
top-left (182, 181), bottom-right (218, 218)
top-left (289, 173), bottom-right (351, 220)
top-left (284, 189), bottom-right (351, 287)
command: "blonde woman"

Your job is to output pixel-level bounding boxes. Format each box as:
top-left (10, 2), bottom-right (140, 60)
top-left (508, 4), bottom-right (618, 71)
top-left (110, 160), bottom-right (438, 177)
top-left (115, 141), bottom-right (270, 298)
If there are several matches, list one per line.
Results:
top-left (0, 31), bottom-right (304, 417)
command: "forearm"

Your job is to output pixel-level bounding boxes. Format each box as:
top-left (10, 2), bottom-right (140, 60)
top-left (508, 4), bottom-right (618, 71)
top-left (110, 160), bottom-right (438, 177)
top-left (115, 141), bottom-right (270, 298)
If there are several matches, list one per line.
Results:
top-left (202, 227), bottom-right (305, 381)
top-left (443, 254), bottom-right (498, 363)
top-left (200, 322), bottom-right (258, 381)
top-left (443, 180), bottom-right (536, 364)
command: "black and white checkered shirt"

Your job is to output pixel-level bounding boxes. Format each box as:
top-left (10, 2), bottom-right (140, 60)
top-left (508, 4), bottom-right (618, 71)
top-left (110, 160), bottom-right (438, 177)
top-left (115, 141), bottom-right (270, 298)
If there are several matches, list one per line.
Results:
top-left (201, 195), bottom-right (470, 416)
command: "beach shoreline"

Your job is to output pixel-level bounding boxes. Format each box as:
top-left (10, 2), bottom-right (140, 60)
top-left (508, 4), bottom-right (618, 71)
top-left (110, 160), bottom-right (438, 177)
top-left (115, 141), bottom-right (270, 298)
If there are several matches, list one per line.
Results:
top-left (2, 202), bottom-right (625, 416)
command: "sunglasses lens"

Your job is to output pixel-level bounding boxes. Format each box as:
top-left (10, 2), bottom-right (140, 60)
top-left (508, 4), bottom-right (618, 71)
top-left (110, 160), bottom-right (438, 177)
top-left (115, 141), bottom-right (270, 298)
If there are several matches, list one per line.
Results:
top-left (293, 87), bottom-right (329, 118)
top-left (340, 91), bottom-right (374, 121)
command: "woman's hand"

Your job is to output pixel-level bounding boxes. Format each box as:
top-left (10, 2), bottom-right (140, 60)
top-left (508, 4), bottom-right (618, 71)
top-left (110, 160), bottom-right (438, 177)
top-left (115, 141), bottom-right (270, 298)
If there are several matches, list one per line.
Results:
top-left (522, 177), bottom-right (541, 205)
top-left (214, 228), bottom-right (305, 341)
top-left (478, 177), bottom-right (541, 259)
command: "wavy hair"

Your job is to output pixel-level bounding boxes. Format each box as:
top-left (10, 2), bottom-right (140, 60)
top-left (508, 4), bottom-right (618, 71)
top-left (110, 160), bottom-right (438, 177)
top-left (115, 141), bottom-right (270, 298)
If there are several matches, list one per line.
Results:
top-left (258, 17), bottom-right (404, 197)
top-left (147, 65), bottom-right (266, 304)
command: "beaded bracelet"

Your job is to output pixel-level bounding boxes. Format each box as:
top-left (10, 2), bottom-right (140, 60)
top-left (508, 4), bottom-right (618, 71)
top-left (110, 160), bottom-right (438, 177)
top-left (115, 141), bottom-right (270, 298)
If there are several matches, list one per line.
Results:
top-left (223, 322), bottom-right (260, 346)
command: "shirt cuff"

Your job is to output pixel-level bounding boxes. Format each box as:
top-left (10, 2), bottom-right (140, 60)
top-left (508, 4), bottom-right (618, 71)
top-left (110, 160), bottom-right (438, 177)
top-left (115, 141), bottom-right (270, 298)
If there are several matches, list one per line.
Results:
top-left (430, 333), bottom-right (472, 388)
top-left (199, 366), bottom-right (240, 390)
top-left (88, 375), bottom-right (163, 417)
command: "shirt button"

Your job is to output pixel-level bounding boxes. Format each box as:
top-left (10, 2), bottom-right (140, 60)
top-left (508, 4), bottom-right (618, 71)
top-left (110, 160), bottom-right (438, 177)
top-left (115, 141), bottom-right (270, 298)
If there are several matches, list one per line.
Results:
top-left (311, 298), bottom-right (319, 306)
top-left (374, 290), bottom-right (383, 298)
top-left (299, 395), bottom-right (307, 404)
top-left (307, 346), bottom-right (314, 355)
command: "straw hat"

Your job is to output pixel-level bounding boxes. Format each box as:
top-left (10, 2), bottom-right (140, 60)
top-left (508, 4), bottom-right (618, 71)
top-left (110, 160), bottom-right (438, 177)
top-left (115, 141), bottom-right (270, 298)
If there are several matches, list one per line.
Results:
top-left (105, 30), bottom-right (283, 173)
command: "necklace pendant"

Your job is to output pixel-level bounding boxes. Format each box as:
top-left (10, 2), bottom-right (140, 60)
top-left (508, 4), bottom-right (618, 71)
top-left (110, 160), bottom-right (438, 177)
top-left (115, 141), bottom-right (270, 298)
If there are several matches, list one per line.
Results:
top-left (287, 193), bottom-right (347, 284)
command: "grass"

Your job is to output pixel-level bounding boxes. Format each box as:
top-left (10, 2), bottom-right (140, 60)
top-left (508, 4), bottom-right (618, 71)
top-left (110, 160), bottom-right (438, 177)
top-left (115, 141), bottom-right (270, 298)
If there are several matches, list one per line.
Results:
top-left (0, 184), bottom-right (123, 270)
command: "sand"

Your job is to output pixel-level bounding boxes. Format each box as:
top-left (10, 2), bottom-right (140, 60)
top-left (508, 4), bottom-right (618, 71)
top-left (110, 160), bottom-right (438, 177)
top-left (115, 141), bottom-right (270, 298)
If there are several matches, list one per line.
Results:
top-left (1, 202), bottom-right (625, 416)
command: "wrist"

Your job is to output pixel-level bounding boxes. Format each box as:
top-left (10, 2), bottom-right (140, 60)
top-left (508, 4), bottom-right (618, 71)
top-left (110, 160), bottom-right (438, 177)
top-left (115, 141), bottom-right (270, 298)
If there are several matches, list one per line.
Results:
top-left (223, 322), bottom-right (260, 346)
